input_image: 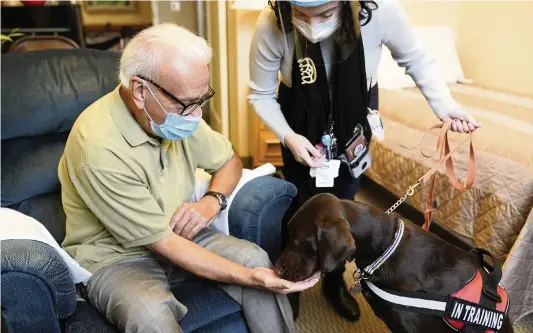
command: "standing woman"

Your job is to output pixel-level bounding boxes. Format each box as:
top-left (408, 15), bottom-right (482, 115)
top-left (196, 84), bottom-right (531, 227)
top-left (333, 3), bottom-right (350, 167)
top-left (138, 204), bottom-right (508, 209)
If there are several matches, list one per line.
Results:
top-left (248, 0), bottom-right (480, 320)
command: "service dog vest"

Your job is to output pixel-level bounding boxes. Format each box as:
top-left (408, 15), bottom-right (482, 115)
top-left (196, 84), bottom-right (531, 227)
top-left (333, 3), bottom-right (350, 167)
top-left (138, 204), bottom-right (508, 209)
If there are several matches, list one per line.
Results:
top-left (352, 220), bottom-right (510, 333)
top-left (362, 248), bottom-right (509, 333)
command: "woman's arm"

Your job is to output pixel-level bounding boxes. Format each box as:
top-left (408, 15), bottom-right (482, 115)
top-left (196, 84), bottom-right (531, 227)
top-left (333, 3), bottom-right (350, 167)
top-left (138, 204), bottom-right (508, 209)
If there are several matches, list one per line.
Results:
top-left (378, 0), bottom-right (480, 132)
top-left (248, 8), bottom-right (295, 144)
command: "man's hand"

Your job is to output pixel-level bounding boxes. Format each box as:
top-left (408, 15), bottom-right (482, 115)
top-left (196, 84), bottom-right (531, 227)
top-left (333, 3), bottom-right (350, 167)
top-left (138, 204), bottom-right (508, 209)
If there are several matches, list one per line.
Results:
top-left (249, 267), bottom-right (321, 295)
top-left (441, 109), bottom-right (482, 133)
top-left (171, 196), bottom-right (220, 240)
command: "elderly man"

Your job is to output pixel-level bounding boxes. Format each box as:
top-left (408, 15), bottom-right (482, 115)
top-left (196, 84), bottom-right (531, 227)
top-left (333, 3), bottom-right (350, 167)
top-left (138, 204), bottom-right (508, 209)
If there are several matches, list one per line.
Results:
top-left (58, 23), bottom-right (318, 333)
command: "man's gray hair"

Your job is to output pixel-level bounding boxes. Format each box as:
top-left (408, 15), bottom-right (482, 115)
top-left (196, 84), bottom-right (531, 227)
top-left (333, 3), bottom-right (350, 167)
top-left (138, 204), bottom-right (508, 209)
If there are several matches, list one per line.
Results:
top-left (119, 23), bottom-right (213, 88)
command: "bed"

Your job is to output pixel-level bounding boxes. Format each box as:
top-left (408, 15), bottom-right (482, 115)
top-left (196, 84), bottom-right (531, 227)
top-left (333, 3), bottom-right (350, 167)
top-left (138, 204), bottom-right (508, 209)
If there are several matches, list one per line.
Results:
top-left (366, 83), bottom-right (533, 323)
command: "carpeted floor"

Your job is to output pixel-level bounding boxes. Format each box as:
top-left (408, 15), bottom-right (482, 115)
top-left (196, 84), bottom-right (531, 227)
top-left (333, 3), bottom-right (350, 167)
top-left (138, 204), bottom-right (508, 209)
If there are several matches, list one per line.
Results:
top-left (295, 179), bottom-right (533, 333)
top-left (296, 269), bottom-right (533, 333)
top-left (296, 262), bottom-right (391, 333)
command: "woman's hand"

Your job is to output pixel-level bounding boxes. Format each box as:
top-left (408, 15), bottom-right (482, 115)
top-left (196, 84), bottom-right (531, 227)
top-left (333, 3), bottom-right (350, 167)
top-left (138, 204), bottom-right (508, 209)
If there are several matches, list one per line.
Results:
top-left (441, 109), bottom-right (482, 133)
top-left (284, 132), bottom-right (325, 168)
top-left (250, 268), bottom-right (321, 295)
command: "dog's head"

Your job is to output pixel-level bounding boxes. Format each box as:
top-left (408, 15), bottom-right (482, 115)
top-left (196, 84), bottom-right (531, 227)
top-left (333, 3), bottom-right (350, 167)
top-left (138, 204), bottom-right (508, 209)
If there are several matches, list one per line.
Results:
top-left (274, 193), bottom-right (356, 282)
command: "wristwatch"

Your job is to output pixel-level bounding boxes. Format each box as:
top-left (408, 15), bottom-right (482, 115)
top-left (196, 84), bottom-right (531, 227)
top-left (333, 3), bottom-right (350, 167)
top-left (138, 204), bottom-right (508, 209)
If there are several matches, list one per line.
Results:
top-left (204, 191), bottom-right (228, 211)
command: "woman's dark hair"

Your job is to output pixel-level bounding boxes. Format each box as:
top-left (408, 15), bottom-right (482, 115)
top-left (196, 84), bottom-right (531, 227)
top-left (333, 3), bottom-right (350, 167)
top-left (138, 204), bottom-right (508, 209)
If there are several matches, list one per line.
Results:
top-left (268, 1), bottom-right (378, 44)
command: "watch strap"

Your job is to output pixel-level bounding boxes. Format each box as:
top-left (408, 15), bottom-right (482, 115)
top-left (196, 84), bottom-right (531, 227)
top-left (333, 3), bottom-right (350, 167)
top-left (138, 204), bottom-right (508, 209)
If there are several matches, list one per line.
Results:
top-left (204, 191), bottom-right (227, 211)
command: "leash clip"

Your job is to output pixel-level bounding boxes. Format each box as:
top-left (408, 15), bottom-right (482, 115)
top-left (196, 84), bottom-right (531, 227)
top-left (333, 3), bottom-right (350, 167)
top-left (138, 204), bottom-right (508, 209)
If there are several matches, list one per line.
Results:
top-left (386, 178), bottom-right (424, 214)
top-left (352, 268), bottom-right (370, 285)
top-left (407, 177), bottom-right (424, 196)
top-left (354, 268), bottom-right (371, 281)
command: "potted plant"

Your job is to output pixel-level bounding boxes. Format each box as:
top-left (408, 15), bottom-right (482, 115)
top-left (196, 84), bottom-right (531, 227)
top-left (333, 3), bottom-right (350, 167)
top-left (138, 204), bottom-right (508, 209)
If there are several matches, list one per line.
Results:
top-left (1, 28), bottom-right (24, 46)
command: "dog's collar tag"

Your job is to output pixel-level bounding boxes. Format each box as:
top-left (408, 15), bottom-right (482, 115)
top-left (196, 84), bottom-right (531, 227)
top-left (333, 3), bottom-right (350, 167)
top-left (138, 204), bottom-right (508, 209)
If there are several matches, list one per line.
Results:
top-left (350, 268), bottom-right (364, 295)
top-left (350, 283), bottom-right (362, 295)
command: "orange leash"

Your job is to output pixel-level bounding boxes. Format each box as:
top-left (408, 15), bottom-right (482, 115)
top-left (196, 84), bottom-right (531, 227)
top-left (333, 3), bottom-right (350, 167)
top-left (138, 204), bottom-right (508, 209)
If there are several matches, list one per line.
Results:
top-left (420, 122), bottom-right (476, 230)
top-left (384, 121), bottom-right (476, 231)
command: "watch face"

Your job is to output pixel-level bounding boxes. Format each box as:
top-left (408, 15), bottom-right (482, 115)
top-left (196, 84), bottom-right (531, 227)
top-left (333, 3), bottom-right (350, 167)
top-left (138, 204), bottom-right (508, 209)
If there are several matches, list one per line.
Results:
top-left (219, 194), bottom-right (227, 205)
top-left (208, 192), bottom-right (226, 209)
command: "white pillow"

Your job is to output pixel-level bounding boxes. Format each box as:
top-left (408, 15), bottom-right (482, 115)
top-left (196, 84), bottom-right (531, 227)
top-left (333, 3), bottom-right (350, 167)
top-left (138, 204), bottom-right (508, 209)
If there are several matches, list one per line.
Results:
top-left (412, 26), bottom-right (469, 84)
top-left (377, 45), bottom-right (416, 89)
top-left (377, 26), bottom-right (469, 89)
top-left (0, 208), bottom-right (92, 284)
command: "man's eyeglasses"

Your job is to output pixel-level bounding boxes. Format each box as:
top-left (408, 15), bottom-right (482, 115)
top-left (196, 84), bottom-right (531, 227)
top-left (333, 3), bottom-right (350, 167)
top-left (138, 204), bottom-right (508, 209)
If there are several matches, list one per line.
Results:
top-left (137, 75), bottom-right (215, 116)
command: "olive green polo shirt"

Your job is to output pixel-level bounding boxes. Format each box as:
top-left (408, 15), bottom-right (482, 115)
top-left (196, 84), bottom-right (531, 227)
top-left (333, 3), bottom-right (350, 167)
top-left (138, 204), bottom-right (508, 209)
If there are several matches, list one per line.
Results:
top-left (59, 85), bottom-right (234, 273)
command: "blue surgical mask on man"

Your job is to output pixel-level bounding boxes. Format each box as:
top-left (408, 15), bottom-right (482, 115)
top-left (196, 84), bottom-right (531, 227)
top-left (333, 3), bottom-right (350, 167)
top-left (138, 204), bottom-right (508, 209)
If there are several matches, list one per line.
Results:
top-left (141, 80), bottom-right (201, 141)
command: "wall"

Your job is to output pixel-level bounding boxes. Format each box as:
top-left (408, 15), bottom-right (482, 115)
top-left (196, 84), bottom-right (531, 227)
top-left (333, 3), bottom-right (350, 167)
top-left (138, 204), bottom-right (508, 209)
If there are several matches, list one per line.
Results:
top-left (206, 1), bottom-right (229, 137)
top-left (400, 0), bottom-right (460, 31)
top-left (457, 1), bottom-right (533, 98)
top-left (227, 5), bottom-right (260, 158)
top-left (153, 1), bottom-right (198, 34)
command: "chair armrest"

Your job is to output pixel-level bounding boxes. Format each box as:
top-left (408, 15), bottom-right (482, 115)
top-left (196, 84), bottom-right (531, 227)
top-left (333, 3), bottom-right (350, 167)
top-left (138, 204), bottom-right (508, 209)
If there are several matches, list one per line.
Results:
top-left (228, 176), bottom-right (297, 263)
top-left (1, 239), bottom-right (77, 322)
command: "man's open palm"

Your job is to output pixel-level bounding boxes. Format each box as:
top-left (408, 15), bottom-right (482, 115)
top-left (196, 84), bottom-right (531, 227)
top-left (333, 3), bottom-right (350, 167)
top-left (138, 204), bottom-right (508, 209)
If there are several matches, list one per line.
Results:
top-left (251, 267), bottom-right (321, 295)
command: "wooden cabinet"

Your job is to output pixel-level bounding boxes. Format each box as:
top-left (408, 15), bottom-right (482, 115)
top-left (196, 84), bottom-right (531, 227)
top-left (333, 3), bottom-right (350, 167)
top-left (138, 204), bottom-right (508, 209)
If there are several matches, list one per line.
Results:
top-left (257, 130), bottom-right (283, 165)
top-left (250, 112), bottom-right (284, 168)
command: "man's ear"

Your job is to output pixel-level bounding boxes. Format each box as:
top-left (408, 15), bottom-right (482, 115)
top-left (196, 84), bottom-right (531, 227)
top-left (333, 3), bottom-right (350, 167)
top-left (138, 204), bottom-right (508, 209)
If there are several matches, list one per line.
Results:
top-left (317, 216), bottom-right (356, 273)
top-left (130, 77), bottom-right (147, 110)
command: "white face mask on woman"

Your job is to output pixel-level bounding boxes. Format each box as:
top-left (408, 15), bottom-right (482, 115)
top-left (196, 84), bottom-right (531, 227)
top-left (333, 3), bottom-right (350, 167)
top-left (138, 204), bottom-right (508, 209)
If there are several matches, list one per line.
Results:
top-left (292, 16), bottom-right (341, 44)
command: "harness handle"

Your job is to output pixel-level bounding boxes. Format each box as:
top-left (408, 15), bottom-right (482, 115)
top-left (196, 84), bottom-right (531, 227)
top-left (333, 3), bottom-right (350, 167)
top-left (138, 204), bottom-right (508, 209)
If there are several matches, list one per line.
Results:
top-left (470, 248), bottom-right (503, 303)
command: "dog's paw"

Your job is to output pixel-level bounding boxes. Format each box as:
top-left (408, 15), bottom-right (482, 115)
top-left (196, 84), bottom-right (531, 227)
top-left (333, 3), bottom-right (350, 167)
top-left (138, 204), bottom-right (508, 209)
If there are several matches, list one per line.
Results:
top-left (337, 291), bottom-right (361, 321)
top-left (322, 274), bottom-right (361, 321)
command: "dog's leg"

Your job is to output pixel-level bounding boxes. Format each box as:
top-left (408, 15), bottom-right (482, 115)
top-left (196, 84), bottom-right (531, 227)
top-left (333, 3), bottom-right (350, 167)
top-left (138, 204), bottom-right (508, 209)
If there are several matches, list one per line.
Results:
top-left (322, 266), bottom-right (360, 321)
top-left (287, 293), bottom-right (300, 320)
top-left (501, 317), bottom-right (515, 333)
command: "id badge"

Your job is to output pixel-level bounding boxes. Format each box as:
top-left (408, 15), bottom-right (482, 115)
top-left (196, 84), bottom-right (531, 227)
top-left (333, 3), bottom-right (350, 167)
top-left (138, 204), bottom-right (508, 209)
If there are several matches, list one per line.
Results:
top-left (313, 160), bottom-right (341, 187)
top-left (367, 108), bottom-right (384, 141)
top-left (310, 159), bottom-right (340, 178)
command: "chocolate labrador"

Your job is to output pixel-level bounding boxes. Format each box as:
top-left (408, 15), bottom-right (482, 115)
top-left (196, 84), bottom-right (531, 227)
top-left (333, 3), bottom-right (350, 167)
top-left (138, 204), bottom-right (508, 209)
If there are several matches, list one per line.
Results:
top-left (274, 193), bottom-right (513, 333)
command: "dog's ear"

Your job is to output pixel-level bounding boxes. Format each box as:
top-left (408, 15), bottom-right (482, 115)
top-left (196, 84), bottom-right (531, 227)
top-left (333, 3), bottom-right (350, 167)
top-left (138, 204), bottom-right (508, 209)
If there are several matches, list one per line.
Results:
top-left (317, 216), bottom-right (356, 272)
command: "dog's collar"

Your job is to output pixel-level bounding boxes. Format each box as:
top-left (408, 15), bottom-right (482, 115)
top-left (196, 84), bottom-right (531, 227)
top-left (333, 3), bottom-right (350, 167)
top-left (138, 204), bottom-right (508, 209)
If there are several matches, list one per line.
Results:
top-left (352, 219), bottom-right (405, 289)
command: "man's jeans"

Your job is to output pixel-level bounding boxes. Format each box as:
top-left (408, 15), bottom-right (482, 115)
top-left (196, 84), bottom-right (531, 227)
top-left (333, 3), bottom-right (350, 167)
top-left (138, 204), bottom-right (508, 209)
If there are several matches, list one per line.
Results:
top-left (228, 176), bottom-right (297, 264)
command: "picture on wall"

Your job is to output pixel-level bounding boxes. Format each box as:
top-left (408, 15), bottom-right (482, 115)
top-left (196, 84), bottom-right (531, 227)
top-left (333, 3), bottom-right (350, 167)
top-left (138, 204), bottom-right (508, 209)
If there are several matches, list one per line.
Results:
top-left (83, 1), bottom-right (137, 13)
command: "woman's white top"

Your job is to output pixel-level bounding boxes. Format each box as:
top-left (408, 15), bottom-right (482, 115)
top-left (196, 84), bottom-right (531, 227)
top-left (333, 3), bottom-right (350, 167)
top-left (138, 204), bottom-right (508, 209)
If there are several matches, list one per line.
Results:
top-left (248, 0), bottom-right (459, 143)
